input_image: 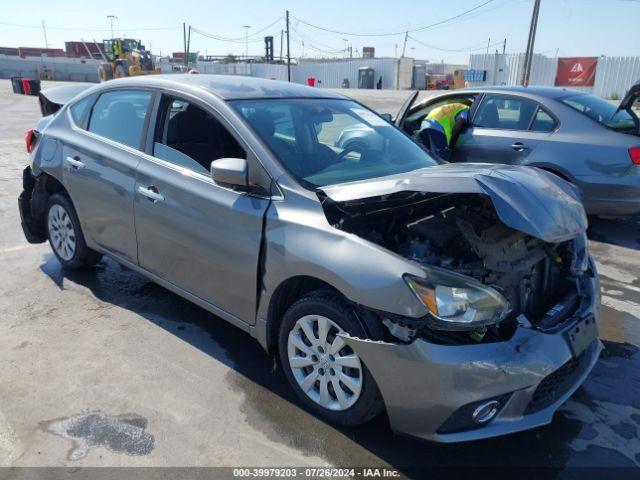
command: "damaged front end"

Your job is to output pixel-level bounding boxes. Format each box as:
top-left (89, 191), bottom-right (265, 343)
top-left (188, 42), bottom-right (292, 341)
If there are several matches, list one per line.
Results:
top-left (318, 164), bottom-right (601, 441)
top-left (318, 164), bottom-right (592, 344)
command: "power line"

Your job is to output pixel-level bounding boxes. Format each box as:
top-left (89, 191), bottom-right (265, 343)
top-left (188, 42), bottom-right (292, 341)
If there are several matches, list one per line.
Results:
top-left (189, 16), bottom-right (284, 45)
top-left (0, 20), bottom-right (178, 31)
top-left (408, 34), bottom-right (504, 53)
top-left (190, 26), bottom-right (276, 43)
top-left (292, 0), bottom-right (495, 37)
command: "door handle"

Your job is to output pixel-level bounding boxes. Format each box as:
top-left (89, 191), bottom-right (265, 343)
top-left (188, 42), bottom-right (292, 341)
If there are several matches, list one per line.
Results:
top-left (138, 185), bottom-right (165, 203)
top-left (511, 142), bottom-right (528, 152)
top-left (65, 155), bottom-right (85, 169)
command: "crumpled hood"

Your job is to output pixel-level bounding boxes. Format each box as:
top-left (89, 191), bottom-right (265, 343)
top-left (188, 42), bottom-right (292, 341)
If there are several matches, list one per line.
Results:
top-left (318, 163), bottom-right (587, 243)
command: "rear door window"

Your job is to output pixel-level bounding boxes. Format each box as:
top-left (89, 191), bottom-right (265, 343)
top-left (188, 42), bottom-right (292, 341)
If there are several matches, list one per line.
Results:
top-left (88, 90), bottom-right (152, 149)
top-left (474, 95), bottom-right (539, 130)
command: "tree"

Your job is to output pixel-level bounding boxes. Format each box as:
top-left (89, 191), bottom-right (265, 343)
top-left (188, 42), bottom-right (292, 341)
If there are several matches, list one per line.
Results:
top-left (222, 54), bottom-right (237, 64)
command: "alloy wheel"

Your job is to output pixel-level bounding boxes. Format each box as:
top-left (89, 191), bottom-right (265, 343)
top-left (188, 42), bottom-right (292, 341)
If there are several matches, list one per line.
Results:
top-left (287, 314), bottom-right (363, 411)
top-left (47, 204), bottom-right (76, 261)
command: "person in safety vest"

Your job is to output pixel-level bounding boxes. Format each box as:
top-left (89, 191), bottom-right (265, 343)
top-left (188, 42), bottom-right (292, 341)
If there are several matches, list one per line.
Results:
top-left (418, 102), bottom-right (470, 161)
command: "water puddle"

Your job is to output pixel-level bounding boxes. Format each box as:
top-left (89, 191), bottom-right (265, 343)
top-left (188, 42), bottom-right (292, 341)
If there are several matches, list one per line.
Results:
top-left (40, 411), bottom-right (154, 460)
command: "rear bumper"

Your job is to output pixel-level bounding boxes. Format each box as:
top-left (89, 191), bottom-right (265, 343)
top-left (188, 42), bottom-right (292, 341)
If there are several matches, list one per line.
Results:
top-left (343, 268), bottom-right (601, 443)
top-left (18, 166), bottom-right (46, 243)
top-left (575, 171), bottom-right (640, 215)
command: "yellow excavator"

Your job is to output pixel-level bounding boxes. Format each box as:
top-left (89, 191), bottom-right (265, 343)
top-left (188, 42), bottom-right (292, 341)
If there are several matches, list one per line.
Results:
top-left (97, 38), bottom-right (160, 82)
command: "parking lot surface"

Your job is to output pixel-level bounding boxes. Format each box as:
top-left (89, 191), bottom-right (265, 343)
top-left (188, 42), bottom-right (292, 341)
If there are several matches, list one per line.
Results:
top-left (0, 81), bottom-right (639, 476)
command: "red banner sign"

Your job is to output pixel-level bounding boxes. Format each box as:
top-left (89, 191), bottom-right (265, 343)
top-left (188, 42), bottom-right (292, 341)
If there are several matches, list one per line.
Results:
top-left (555, 57), bottom-right (598, 87)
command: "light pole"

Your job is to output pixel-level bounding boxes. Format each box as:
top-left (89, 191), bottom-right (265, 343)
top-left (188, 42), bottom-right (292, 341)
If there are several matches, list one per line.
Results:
top-left (107, 15), bottom-right (117, 38)
top-left (243, 25), bottom-right (251, 59)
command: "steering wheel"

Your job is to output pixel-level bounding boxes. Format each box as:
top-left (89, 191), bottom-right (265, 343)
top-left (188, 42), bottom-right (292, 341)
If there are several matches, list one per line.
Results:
top-left (335, 144), bottom-right (367, 162)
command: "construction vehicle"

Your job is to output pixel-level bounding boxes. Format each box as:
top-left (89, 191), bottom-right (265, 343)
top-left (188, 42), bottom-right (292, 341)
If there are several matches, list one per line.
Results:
top-left (97, 38), bottom-right (160, 82)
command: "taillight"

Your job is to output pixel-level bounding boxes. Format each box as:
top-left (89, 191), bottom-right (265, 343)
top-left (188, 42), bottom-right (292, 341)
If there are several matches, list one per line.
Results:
top-left (25, 129), bottom-right (38, 153)
top-left (630, 147), bottom-right (640, 165)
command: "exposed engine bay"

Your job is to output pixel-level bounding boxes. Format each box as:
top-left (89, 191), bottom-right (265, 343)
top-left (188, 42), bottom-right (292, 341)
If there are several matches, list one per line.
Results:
top-left (321, 191), bottom-right (591, 344)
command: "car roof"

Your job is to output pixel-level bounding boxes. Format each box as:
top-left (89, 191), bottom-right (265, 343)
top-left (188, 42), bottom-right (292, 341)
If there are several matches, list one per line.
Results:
top-left (460, 85), bottom-right (583, 99)
top-left (103, 74), bottom-right (349, 101)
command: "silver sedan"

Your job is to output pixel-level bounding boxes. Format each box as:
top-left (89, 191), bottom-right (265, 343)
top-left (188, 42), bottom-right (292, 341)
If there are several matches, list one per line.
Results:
top-left (19, 75), bottom-right (600, 442)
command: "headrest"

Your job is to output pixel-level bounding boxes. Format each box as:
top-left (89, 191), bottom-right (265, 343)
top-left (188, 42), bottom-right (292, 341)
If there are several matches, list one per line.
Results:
top-left (248, 110), bottom-right (276, 138)
top-left (172, 105), bottom-right (209, 142)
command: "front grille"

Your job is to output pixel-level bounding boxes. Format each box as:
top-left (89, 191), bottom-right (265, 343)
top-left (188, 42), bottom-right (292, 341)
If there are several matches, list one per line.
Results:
top-left (525, 345), bottom-right (592, 414)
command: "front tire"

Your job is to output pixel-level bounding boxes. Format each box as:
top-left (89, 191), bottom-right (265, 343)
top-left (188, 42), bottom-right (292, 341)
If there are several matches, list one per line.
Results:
top-left (98, 63), bottom-right (113, 82)
top-left (46, 194), bottom-right (102, 269)
top-left (278, 291), bottom-right (384, 426)
top-left (114, 63), bottom-right (129, 78)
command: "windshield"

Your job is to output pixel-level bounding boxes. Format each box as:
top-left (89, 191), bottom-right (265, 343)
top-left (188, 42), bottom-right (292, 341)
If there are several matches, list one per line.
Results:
top-left (122, 39), bottom-right (140, 51)
top-left (560, 93), bottom-right (637, 131)
top-left (231, 98), bottom-right (438, 188)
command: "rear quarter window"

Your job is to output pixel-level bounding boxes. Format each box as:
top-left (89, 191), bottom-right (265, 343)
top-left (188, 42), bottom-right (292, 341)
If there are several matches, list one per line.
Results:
top-left (69, 96), bottom-right (93, 126)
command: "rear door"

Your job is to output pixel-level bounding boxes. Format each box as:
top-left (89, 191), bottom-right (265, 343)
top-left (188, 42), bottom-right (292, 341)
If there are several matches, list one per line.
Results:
top-left (455, 94), bottom-right (557, 164)
top-left (133, 94), bottom-right (271, 324)
top-left (62, 89), bottom-right (153, 262)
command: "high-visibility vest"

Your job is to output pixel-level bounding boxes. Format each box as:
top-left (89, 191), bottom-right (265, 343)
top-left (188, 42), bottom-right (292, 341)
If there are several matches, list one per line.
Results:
top-left (425, 103), bottom-right (469, 146)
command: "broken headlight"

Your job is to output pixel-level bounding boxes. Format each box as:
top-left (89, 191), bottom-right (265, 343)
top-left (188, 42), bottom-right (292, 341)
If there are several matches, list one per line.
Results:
top-left (404, 269), bottom-right (509, 330)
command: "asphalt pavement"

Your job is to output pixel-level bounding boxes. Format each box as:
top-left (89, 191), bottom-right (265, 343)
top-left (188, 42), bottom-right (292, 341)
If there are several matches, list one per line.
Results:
top-left (0, 81), bottom-right (638, 477)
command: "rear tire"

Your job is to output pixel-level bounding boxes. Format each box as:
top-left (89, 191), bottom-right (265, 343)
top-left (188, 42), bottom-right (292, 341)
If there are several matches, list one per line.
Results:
top-left (46, 194), bottom-right (102, 270)
top-left (278, 291), bottom-right (385, 426)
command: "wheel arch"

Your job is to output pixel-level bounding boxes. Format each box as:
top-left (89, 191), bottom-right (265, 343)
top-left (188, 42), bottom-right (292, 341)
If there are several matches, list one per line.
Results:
top-left (263, 275), bottom-right (343, 354)
top-left (23, 170), bottom-right (71, 241)
top-left (529, 163), bottom-right (574, 183)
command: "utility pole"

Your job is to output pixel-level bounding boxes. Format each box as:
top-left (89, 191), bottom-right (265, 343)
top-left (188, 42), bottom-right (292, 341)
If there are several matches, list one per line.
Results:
top-left (522, 0), bottom-right (541, 86)
top-left (41, 20), bottom-right (49, 49)
top-left (107, 15), bottom-right (117, 38)
top-left (187, 25), bottom-right (192, 65)
top-left (486, 37), bottom-right (491, 55)
top-left (401, 31), bottom-right (408, 57)
top-left (243, 25), bottom-right (251, 59)
top-left (502, 38), bottom-right (507, 54)
top-left (342, 39), bottom-right (348, 58)
top-left (183, 22), bottom-right (187, 66)
top-left (286, 10), bottom-right (291, 82)
top-left (280, 29), bottom-right (284, 62)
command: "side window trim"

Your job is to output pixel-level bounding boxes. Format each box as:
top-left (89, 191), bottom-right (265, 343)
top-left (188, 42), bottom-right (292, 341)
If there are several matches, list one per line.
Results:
top-left (86, 87), bottom-right (155, 151)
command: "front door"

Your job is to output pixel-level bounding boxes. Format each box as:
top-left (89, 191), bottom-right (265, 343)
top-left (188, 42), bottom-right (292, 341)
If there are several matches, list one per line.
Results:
top-left (62, 89), bottom-right (153, 262)
top-left (133, 95), bottom-right (270, 323)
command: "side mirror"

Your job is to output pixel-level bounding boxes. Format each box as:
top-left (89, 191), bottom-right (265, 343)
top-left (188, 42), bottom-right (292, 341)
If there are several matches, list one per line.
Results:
top-left (211, 158), bottom-right (248, 189)
top-left (380, 113), bottom-right (393, 123)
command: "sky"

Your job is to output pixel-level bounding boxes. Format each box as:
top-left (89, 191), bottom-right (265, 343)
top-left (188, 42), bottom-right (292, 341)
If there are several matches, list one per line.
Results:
top-left (1, 0), bottom-right (639, 64)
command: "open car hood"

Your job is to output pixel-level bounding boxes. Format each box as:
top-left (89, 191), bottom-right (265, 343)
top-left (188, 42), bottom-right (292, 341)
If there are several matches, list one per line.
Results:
top-left (616, 79), bottom-right (640, 113)
top-left (318, 163), bottom-right (587, 243)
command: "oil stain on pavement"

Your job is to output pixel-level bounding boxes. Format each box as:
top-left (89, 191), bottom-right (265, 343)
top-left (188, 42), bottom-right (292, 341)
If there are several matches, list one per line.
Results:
top-left (40, 411), bottom-right (154, 460)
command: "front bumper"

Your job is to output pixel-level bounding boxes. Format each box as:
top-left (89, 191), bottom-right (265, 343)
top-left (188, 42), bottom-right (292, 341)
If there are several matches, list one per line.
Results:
top-left (343, 272), bottom-right (601, 443)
